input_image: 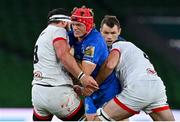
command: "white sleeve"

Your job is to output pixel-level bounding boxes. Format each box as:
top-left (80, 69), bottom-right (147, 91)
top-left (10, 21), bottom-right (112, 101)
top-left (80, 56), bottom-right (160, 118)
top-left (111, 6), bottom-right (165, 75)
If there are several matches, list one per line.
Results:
top-left (111, 42), bottom-right (120, 52)
top-left (52, 28), bottom-right (67, 41)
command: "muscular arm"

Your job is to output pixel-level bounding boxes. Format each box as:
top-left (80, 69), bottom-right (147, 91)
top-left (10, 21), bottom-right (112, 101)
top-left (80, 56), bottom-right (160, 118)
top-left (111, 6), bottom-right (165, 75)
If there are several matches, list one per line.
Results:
top-left (81, 61), bottom-right (96, 75)
top-left (54, 39), bottom-right (82, 78)
top-left (80, 61), bottom-right (98, 95)
top-left (53, 39), bottom-right (98, 88)
top-left (96, 50), bottom-right (120, 85)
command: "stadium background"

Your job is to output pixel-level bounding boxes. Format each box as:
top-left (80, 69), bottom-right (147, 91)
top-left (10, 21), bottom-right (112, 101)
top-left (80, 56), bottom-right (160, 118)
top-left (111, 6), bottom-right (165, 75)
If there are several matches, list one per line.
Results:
top-left (0, 0), bottom-right (179, 113)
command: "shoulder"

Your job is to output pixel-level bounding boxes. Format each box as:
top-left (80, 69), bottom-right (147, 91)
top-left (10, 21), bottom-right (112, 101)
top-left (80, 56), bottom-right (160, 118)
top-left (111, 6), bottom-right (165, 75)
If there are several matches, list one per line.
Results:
top-left (46, 25), bottom-right (66, 36)
top-left (113, 40), bottom-right (132, 45)
top-left (89, 28), bottom-right (102, 39)
top-left (112, 41), bottom-right (133, 50)
top-left (87, 29), bottom-right (105, 44)
top-left (55, 27), bottom-right (66, 34)
top-left (48, 25), bottom-right (65, 32)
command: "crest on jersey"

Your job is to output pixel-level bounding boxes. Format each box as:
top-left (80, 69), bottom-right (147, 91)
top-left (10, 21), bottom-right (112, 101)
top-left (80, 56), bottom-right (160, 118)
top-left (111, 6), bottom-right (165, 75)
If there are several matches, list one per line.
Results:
top-left (84, 46), bottom-right (95, 57)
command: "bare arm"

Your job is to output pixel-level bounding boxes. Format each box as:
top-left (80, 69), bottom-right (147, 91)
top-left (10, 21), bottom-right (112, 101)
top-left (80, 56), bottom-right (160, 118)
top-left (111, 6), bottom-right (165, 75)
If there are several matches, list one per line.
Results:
top-left (53, 39), bottom-right (98, 88)
top-left (78, 50), bottom-right (120, 96)
top-left (96, 50), bottom-right (120, 85)
top-left (79, 61), bottom-right (98, 95)
top-left (54, 39), bottom-right (82, 78)
top-left (81, 61), bottom-right (96, 75)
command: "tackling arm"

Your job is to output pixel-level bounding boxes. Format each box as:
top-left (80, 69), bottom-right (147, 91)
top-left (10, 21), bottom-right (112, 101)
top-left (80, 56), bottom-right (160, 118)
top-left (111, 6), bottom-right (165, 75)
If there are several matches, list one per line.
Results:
top-left (96, 49), bottom-right (120, 85)
top-left (53, 39), bottom-right (98, 88)
top-left (54, 39), bottom-right (82, 78)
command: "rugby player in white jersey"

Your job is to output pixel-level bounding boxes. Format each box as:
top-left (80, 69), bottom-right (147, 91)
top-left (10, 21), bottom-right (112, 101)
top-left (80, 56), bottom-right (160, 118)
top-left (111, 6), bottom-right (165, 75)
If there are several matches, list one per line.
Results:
top-left (93, 15), bottom-right (175, 121)
top-left (31, 8), bottom-right (98, 121)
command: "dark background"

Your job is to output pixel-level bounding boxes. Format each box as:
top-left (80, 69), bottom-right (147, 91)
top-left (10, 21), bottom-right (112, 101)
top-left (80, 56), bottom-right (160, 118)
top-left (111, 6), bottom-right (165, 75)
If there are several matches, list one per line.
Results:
top-left (0, 0), bottom-right (179, 109)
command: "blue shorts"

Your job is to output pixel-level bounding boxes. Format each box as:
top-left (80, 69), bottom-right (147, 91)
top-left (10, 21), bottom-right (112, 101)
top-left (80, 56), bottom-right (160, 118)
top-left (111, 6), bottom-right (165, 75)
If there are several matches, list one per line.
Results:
top-left (84, 78), bottom-right (121, 114)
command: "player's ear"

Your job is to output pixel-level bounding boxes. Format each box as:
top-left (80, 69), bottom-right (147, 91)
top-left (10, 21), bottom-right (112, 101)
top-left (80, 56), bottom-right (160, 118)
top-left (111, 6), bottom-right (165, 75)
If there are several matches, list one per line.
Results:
top-left (118, 28), bottom-right (121, 35)
top-left (61, 21), bottom-right (67, 26)
top-left (100, 28), bottom-right (102, 33)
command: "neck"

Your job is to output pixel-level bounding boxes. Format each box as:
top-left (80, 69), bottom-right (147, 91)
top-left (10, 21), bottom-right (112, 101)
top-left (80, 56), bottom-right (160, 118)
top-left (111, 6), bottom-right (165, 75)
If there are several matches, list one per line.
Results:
top-left (77, 29), bottom-right (92, 41)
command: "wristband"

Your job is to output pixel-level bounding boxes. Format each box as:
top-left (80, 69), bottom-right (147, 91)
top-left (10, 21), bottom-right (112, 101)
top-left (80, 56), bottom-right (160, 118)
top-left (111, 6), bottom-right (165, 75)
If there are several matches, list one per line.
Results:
top-left (78, 71), bottom-right (85, 80)
top-left (79, 74), bottom-right (85, 80)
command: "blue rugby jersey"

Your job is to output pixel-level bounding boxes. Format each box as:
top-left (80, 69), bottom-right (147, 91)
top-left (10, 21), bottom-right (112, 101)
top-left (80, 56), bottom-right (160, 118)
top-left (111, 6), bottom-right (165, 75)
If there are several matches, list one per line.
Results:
top-left (69, 28), bottom-right (121, 113)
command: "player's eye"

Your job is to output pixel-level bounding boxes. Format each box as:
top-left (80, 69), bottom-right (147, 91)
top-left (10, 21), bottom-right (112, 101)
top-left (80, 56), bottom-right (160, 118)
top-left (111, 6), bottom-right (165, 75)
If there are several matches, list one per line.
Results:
top-left (111, 32), bottom-right (116, 34)
top-left (103, 32), bottom-right (109, 34)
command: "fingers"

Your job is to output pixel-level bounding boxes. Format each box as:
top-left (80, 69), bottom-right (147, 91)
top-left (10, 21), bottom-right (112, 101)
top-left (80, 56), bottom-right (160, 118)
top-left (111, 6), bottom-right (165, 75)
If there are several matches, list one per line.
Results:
top-left (81, 75), bottom-right (98, 87)
top-left (87, 80), bottom-right (99, 90)
top-left (82, 85), bottom-right (99, 96)
top-left (82, 87), bottom-right (94, 96)
top-left (87, 76), bottom-right (99, 88)
top-left (82, 89), bottom-right (91, 96)
top-left (87, 84), bottom-right (99, 91)
top-left (90, 81), bottom-right (99, 89)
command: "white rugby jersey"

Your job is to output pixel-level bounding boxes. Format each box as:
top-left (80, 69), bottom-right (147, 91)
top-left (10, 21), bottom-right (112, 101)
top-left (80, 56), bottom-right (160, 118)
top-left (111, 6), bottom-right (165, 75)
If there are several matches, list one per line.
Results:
top-left (32, 25), bottom-right (73, 86)
top-left (111, 41), bottom-right (161, 86)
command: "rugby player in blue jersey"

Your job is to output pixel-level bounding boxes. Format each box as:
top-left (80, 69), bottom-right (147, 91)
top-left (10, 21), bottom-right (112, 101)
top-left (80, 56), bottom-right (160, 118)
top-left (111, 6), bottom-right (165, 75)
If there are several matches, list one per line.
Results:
top-left (68, 6), bottom-right (121, 120)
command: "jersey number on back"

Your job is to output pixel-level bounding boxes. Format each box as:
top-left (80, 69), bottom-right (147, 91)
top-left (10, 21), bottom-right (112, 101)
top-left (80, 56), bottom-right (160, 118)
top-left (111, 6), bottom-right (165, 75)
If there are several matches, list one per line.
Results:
top-left (33, 45), bottom-right (39, 64)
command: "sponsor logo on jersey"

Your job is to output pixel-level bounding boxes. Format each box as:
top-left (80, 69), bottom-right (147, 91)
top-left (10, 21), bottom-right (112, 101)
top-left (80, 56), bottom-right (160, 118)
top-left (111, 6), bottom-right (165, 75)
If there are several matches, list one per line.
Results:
top-left (84, 46), bottom-right (95, 57)
top-left (146, 68), bottom-right (157, 75)
top-left (34, 71), bottom-right (42, 80)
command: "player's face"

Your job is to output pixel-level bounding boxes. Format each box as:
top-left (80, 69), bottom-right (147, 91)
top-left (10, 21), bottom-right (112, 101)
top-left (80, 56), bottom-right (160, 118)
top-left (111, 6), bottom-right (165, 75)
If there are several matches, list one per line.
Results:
top-left (101, 24), bottom-right (121, 46)
top-left (71, 21), bottom-right (87, 38)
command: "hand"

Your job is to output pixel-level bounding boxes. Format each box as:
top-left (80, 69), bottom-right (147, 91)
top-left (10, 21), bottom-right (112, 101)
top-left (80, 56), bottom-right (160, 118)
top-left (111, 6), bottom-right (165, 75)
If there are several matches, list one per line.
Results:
top-left (73, 85), bottom-right (97, 96)
top-left (73, 85), bottom-right (83, 96)
top-left (82, 85), bottom-right (98, 96)
top-left (80, 75), bottom-right (99, 90)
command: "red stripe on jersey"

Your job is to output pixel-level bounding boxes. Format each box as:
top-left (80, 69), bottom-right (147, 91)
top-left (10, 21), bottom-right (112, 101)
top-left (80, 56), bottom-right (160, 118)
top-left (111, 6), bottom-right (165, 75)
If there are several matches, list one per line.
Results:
top-left (113, 97), bottom-right (139, 114)
top-left (53, 37), bottom-right (66, 44)
top-left (152, 106), bottom-right (170, 113)
top-left (65, 100), bottom-right (83, 120)
top-left (111, 48), bottom-right (120, 53)
top-left (33, 109), bottom-right (53, 120)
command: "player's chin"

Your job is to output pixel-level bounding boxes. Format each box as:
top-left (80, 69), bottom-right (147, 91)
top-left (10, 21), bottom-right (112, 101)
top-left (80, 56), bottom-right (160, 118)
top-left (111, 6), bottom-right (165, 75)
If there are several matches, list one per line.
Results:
top-left (74, 32), bottom-right (82, 37)
top-left (107, 41), bottom-right (113, 46)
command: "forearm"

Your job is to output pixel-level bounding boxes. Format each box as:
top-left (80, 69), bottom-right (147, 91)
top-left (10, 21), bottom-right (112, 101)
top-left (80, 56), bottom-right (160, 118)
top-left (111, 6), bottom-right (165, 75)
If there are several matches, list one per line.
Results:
top-left (54, 40), bottom-right (98, 88)
top-left (96, 60), bottom-right (114, 85)
top-left (60, 50), bottom-right (82, 79)
top-left (81, 61), bottom-right (96, 75)
top-left (96, 50), bottom-right (120, 85)
top-left (61, 53), bottom-right (98, 89)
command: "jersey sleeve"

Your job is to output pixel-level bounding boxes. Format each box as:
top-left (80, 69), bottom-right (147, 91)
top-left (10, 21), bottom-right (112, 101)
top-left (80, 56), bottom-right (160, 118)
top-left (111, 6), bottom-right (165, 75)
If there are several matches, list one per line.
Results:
top-left (52, 28), bottom-right (67, 44)
top-left (83, 41), bottom-right (103, 64)
top-left (111, 41), bottom-right (121, 52)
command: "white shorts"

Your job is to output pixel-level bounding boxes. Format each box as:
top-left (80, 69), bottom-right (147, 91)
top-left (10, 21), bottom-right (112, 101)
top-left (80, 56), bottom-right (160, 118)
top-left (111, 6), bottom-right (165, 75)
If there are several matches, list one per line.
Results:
top-left (31, 84), bottom-right (82, 119)
top-left (115, 79), bottom-right (169, 114)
